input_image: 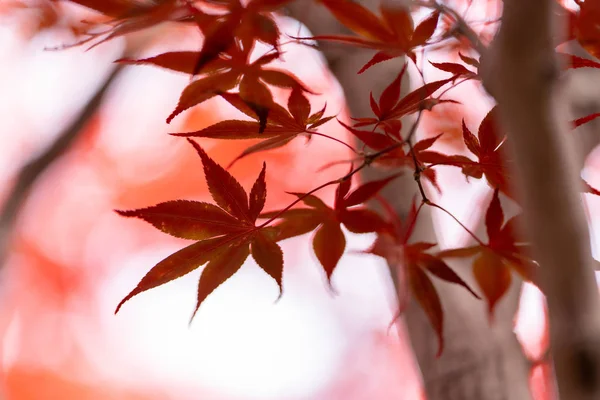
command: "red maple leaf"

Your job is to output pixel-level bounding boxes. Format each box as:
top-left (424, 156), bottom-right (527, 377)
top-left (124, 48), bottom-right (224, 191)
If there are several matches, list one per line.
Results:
top-left (129, 44), bottom-right (312, 125)
top-left (340, 119), bottom-right (445, 192)
top-left (415, 107), bottom-right (513, 198)
top-left (172, 88), bottom-right (334, 165)
top-left (437, 189), bottom-right (538, 316)
top-left (305, 0), bottom-right (441, 71)
top-left (64, 0), bottom-right (193, 49)
top-left (368, 199), bottom-right (480, 357)
top-left (260, 174), bottom-right (401, 283)
top-left (115, 139), bottom-right (283, 321)
top-left (573, 0), bottom-right (600, 59)
top-left (350, 64), bottom-right (453, 130)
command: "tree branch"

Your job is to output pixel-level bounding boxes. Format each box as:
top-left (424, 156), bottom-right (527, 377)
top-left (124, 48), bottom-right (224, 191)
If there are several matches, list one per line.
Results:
top-left (0, 65), bottom-right (123, 267)
top-left (487, 0), bottom-right (600, 398)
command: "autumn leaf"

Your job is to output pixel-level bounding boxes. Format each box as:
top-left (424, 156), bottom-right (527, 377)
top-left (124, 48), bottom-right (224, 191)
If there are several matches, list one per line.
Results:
top-left (351, 66), bottom-right (453, 129)
top-left (437, 190), bottom-right (538, 316)
top-left (573, 0), bottom-right (600, 59)
top-left (430, 61), bottom-right (477, 80)
top-left (173, 89), bottom-right (334, 166)
top-left (348, 129), bottom-right (447, 192)
top-left (306, 1), bottom-right (440, 71)
top-left (260, 174), bottom-right (400, 282)
top-left (115, 140), bottom-right (283, 322)
top-left (418, 108), bottom-right (513, 198)
top-left (78, 0), bottom-right (190, 49)
top-left (368, 199), bottom-right (480, 356)
top-left (163, 46), bottom-right (313, 124)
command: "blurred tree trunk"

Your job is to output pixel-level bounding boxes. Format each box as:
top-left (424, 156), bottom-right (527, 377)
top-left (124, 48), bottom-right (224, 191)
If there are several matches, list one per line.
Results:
top-left (286, 1), bottom-right (531, 399)
top-left (485, 0), bottom-right (600, 398)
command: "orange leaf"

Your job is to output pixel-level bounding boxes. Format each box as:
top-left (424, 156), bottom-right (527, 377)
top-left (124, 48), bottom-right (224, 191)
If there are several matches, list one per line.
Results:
top-left (473, 251), bottom-right (512, 316)
top-left (380, 2), bottom-right (413, 47)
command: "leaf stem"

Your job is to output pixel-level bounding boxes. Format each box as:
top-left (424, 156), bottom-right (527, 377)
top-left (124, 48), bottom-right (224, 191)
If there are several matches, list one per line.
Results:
top-left (307, 130), bottom-right (358, 153)
top-left (427, 202), bottom-right (486, 246)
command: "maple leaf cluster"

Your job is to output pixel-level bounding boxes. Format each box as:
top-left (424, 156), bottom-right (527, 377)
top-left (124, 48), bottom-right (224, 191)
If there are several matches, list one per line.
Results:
top-left (46, 0), bottom-right (600, 356)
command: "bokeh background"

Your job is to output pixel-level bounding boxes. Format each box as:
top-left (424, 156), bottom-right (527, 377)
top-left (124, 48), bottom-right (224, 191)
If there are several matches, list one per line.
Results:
top-left (0, 1), bottom-right (596, 399)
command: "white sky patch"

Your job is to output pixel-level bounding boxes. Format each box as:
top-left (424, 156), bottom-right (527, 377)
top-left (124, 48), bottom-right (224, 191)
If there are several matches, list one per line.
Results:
top-left (98, 240), bottom-right (349, 399)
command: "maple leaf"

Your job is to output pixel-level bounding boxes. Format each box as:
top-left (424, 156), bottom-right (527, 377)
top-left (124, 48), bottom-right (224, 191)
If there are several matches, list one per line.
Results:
top-left (66, 0), bottom-right (137, 17)
top-left (340, 121), bottom-right (445, 192)
top-left (160, 46), bottom-right (313, 125)
top-left (573, 0), bottom-right (600, 59)
top-left (260, 174), bottom-right (401, 282)
top-left (429, 60), bottom-right (477, 81)
top-left (368, 199), bottom-right (480, 356)
top-left (350, 64), bottom-right (453, 130)
top-left (458, 108), bottom-right (511, 194)
top-left (66, 0), bottom-right (193, 49)
top-left (301, 1), bottom-right (440, 71)
top-left (437, 190), bottom-right (538, 316)
top-left (172, 89), bottom-right (334, 165)
top-left (115, 139), bottom-right (283, 321)
top-left (417, 107), bottom-right (513, 198)
top-left (185, 0), bottom-right (292, 75)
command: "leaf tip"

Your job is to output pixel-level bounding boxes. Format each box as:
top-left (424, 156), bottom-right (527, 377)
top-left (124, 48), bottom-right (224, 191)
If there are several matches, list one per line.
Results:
top-left (115, 209), bottom-right (135, 217)
top-left (435, 338), bottom-right (444, 358)
top-left (114, 293), bottom-right (134, 315)
top-left (166, 108), bottom-right (181, 124)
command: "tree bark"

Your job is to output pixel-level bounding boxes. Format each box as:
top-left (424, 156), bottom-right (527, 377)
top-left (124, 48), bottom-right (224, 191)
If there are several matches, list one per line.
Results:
top-left (485, 1), bottom-right (600, 398)
top-left (286, 2), bottom-right (531, 399)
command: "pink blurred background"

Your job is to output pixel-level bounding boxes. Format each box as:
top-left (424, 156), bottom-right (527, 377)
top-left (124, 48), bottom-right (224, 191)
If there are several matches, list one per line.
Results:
top-left (1, 1), bottom-right (595, 399)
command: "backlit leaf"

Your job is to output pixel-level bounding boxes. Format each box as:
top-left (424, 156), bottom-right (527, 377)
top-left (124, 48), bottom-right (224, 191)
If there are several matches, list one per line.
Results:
top-left (313, 220), bottom-right (346, 280)
top-left (251, 231), bottom-right (284, 290)
top-left (189, 140), bottom-right (251, 222)
top-left (473, 250), bottom-right (512, 316)
top-left (116, 201), bottom-right (246, 240)
top-left (249, 162), bottom-right (267, 222)
top-left (407, 265), bottom-right (444, 357)
top-left (192, 240), bottom-right (251, 319)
